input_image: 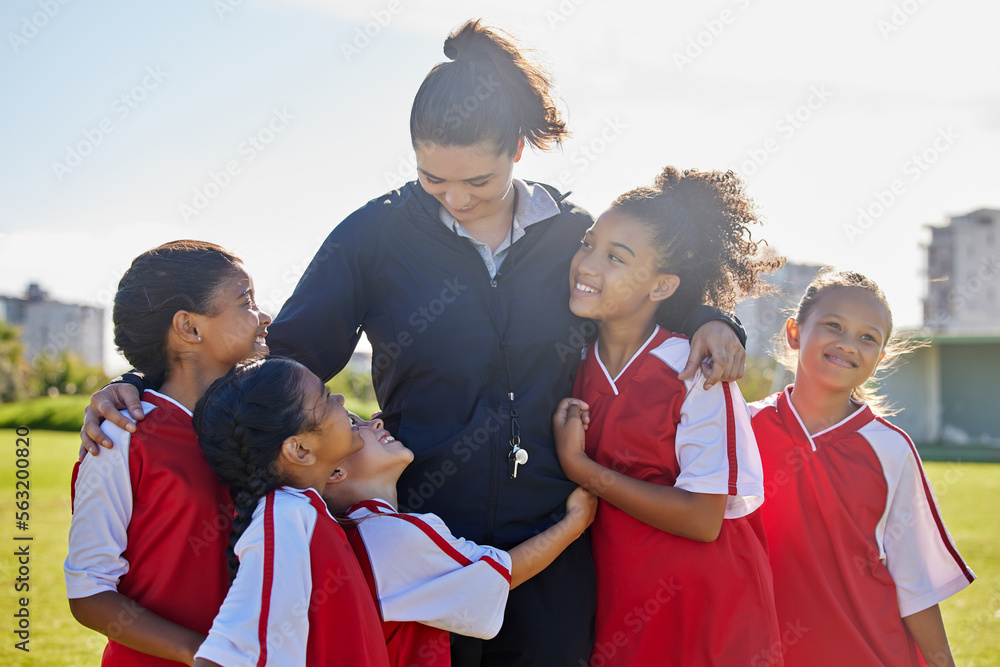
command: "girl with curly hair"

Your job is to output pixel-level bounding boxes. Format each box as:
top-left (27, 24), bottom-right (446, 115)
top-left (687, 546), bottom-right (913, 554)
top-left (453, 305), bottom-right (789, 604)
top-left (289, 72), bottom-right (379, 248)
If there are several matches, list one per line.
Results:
top-left (552, 167), bottom-right (784, 666)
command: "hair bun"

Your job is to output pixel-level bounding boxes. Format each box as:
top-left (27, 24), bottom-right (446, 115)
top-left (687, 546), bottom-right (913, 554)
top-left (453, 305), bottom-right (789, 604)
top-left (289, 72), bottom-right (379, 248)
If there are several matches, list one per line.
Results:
top-left (443, 39), bottom-right (459, 60)
top-left (654, 166), bottom-right (683, 191)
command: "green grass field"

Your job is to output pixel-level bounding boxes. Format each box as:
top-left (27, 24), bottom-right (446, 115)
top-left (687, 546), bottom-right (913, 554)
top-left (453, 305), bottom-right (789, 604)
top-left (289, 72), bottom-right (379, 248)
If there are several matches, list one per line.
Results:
top-left (1, 430), bottom-right (996, 665)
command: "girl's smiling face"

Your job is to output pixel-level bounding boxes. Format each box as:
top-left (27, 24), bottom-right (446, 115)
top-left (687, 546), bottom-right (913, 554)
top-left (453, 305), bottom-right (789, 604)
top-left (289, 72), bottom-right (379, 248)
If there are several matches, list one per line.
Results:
top-left (297, 368), bottom-right (366, 475)
top-left (787, 285), bottom-right (890, 396)
top-left (342, 415), bottom-right (413, 479)
top-left (568, 210), bottom-right (678, 327)
top-left (196, 266), bottom-right (271, 372)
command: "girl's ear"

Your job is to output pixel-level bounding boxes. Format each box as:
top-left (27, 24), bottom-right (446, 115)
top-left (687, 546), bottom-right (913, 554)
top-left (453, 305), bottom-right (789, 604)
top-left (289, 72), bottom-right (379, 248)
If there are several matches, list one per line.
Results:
top-left (513, 137), bottom-right (525, 163)
top-left (280, 436), bottom-right (316, 468)
top-left (171, 310), bottom-right (202, 344)
top-left (784, 317), bottom-right (801, 350)
top-left (649, 274), bottom-right (680, 302)
top-left (325, 469), bottom-right (349, 486)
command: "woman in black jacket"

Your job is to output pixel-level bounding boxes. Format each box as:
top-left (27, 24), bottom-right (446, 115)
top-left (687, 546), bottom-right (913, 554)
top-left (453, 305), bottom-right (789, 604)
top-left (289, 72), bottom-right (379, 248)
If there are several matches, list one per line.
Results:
top-left (83, 19), bottom-right (747, 667)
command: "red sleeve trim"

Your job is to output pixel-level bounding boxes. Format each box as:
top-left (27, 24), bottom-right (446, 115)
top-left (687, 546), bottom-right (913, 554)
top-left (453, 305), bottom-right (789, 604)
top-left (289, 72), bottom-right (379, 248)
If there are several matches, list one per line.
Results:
top-left (69, 460), bottom-right (81, 514)
top-left (345, 525), bottom-right (384, 620)
top-left (480, 555), bottom-right (512, 584)
top-left (722, 383), bottom-right (739, 495)
top-left (352, 499), bottom-right (396, 514)
top-left (391, 513), bottom-right (511, 582)
top-left (256, 492), bottom-right (276, 667)
top-left (877, 417), bottom-right (975, 584)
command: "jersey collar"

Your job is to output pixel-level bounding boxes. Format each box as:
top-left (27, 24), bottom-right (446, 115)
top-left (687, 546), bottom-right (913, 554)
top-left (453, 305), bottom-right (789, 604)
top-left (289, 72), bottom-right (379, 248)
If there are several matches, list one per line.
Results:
top-left (777, 385), bottom-right (875, 452)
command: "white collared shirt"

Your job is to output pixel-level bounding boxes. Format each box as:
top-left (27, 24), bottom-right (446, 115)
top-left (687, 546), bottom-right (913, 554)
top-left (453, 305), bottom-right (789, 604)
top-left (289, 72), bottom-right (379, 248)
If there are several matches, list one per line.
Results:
top-left (438, 179), bottom-right (561, 278)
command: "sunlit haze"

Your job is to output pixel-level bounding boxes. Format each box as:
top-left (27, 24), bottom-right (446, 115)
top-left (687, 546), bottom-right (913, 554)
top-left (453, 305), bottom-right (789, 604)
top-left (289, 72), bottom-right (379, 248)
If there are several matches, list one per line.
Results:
top-left (2, 0), bottom-right (997, 372)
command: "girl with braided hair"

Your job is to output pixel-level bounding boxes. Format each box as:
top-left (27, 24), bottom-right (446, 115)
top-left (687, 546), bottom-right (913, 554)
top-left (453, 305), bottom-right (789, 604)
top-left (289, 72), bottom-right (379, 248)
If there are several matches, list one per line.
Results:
top-left (552, 167), bottom-right (783, 666)
top-left (191, 357), bottom-right (387, 667)
top-left (65, 240), bottom-right (272, 665)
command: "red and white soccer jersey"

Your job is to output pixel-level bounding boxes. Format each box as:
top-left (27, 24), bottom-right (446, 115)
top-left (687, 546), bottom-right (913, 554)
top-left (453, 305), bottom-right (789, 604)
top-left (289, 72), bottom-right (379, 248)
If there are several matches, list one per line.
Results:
top-left (65, 390), bottom-right (231, 667)
top-left (576, 326), bottom-right (779, 667)
top-left (194, 487), bottom-right (388, 667)
top-left (750, 387), bottom-right (975, 666)
top-left (345, 499), bottom-right (513, 667)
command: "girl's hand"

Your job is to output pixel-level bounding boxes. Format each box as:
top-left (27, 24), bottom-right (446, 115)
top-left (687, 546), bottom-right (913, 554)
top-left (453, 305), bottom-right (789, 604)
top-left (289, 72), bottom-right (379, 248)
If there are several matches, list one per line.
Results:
top-left (680, 319), bottom-right (746, 389)
top-left (80, 383), bottom-right (144, 459)
top-left (564, 487), bottom-right (598, 532)
top-left (552, 398), bottom-right (591, 481)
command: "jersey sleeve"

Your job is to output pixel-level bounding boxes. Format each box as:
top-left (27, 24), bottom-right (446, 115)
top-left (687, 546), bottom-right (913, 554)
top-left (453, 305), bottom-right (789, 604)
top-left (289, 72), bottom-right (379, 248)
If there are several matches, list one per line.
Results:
top-left (64, 414), bottom-right (137, 599)
top-left (880, 441), bottom-right (975, 617)
top-left (194, 492), bottom-right (316, 667)
top-left (267, 196), bottom-right (392, 381)
top-left (673, 373), bottom-right (765, 518)
top-left (355, 510), bottom-right (512, 639)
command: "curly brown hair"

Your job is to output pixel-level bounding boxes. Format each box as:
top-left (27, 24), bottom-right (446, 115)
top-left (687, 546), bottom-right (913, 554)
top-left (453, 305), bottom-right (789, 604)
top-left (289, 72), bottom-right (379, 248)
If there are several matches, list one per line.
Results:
top-left (609, 166), bottom-right (783, 332)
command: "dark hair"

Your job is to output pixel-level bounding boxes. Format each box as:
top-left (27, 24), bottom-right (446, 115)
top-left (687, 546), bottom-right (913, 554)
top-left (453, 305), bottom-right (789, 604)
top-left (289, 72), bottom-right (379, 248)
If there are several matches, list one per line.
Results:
top-left (193, 357), bottom-right (320, 581)
top-left (113, 240), bottom-right (244, 386)
top-left (609, 166), bottom-right (783, 331)
top-left (410, 19), bottom-right (568, 156)
top-left (776, 268), bottom-right (917, 415)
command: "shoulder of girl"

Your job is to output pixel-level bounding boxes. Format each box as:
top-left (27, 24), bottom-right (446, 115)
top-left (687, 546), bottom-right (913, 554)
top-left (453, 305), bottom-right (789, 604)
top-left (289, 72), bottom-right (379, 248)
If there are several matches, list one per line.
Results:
top-left (649, 336), bottom-right (694, 377)
top-left (867, 416), bottom-right (918, 453)
top-left (99, 402), bottom-right (156, 441)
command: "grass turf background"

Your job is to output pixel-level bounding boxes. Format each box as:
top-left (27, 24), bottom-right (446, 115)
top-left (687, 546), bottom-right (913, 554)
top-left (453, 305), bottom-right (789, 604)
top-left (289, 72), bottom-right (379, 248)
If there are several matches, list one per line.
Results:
top-left (1, 429), bottom-right (996, 666)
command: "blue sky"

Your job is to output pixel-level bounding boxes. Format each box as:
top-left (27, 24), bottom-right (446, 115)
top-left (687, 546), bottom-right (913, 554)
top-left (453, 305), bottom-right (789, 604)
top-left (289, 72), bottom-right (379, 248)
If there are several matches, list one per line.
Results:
top-left (2, 0), bottom-right (998, 372)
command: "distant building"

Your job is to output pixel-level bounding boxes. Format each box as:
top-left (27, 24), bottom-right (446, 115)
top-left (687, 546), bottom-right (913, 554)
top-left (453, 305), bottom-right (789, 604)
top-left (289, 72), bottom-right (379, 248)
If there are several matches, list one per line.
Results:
top-left (881, 333), bottom-right (1000, 447)
top-left (0, 283), bottom-right (104, 367)
top-left (736, 261), bottom-right (823, 358)
top-left (923, 208), bottom-right (1000, 332)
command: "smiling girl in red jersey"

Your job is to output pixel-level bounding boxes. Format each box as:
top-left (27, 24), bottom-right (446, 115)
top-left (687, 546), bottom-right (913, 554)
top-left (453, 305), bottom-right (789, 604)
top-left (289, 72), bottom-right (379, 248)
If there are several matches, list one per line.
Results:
top-left (750, 271), bottom-right (974, 666)
top-left (553, 166), bottom-right (783, 666)
top-left (65, 241), bottom-right (272, 665)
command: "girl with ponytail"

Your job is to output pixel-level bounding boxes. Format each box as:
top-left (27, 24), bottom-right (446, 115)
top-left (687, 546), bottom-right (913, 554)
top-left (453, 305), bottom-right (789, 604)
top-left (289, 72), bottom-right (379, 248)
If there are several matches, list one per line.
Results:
top-left (553, 168), bottom-right (783, 666)
top-left (66, 241), bottom-right (272, 665)
top-left (191, 358), bottom-right (387, 667)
